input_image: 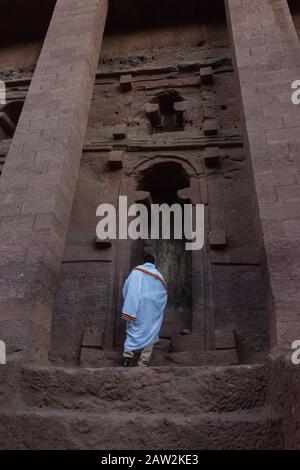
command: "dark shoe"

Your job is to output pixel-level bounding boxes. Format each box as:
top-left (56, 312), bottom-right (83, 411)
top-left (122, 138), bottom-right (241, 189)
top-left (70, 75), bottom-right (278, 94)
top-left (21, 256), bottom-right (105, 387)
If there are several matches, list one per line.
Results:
top-left (121, 357), bottom-right (131, 368)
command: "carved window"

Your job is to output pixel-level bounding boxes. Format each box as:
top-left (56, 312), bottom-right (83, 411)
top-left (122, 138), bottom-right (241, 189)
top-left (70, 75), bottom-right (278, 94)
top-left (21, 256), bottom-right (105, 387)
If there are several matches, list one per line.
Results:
top-left (145, 91), bottom-right (187, 134)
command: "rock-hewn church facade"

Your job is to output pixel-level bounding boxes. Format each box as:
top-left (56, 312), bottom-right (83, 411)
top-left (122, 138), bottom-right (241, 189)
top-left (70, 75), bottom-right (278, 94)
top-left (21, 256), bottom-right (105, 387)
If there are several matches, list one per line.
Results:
top-left (0, 0), bottom-right (300, 449)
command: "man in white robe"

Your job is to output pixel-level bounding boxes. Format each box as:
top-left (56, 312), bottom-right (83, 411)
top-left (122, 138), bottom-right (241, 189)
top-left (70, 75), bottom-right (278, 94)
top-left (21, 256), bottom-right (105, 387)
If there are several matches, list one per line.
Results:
top-left (121, 254), bottom-right (168, 367)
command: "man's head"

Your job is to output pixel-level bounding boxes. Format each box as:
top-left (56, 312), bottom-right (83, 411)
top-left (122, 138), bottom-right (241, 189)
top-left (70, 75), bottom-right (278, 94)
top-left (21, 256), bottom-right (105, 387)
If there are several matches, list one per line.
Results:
top-left (144, 253), bottom-right (155, 265)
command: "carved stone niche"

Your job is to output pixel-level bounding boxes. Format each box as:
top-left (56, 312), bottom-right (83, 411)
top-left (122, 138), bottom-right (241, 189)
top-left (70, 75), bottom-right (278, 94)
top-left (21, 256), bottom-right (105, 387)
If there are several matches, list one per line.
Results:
top-left (145, 103), bottom-right (162, 127)
top-left (209, 229), bottom-right (226, 250)
top-left (204, 147), bottom-right (220, 167)
top-left (203, 119), bottom-right (218, 136)
top-left (200, 66), bottom-right (213, 85)
top-left (109, 150), bottom-right (123, 170)
top-left (113, 124), bottom-right (127, 140)
top-left (120, 74), bottom-right (133, 92)
top-left (174, 101), bottom-right (188, 127)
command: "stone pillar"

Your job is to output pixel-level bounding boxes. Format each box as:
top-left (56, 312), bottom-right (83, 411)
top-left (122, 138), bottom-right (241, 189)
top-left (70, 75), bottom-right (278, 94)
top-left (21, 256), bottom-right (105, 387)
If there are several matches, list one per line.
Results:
top-left (0, 0), bottom-right (108, 361)
top-left (225, 0), bottom-right (300, 346)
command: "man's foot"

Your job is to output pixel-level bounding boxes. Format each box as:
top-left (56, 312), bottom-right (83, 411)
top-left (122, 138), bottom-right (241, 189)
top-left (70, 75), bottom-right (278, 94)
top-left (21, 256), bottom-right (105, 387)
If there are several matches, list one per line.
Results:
top-left (121, 357), bottom-right (131, 368)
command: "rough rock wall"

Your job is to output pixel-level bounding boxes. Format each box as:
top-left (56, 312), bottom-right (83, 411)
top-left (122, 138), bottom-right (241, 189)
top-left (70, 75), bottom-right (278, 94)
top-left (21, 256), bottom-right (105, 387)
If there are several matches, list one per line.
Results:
top-left (0, 1), bottom-right (56, 172)
top-left (0, 0), bottom-right (108, 361)
top-left (288, 0), bottom-right (300, 39)
top-left (50, 17), bottom-right (268, 364)
top-left (0, 41), bottom-right (42, 72)
top-left (0, 0), bottom-right (56, 78)
top-left (267, 349), bottom-right (300, 449)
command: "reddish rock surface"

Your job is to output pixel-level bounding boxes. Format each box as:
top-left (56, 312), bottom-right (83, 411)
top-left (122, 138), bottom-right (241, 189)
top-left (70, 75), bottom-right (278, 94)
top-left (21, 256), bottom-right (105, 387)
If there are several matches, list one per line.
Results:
top-left (0, 0), bottom-right (300, 450)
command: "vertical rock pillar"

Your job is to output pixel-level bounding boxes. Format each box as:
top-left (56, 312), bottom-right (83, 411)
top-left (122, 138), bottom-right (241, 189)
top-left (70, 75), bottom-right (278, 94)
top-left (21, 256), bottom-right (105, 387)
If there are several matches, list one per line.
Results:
top-left (0, 0), bottom-right (108, 361)
top-left (225, 0), bottom-right (300, 347)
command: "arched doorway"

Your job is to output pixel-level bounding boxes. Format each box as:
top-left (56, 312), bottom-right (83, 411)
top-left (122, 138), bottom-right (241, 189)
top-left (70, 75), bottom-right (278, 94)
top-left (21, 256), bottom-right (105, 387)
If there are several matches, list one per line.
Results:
top-left (135, 161), bottom-right (193, 337)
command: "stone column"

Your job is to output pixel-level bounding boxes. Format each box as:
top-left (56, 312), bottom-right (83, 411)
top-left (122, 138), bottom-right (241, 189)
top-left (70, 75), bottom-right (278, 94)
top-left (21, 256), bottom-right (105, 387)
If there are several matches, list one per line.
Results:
top-left (225, 0), bottom-right (300, 346)
top-left (0, 0), bottom-right (108, 361)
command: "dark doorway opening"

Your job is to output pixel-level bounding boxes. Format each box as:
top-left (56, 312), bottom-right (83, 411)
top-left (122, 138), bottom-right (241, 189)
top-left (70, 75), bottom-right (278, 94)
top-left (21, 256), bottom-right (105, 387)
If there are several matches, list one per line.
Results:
top-left (137, 161), bottom-right (193, 337)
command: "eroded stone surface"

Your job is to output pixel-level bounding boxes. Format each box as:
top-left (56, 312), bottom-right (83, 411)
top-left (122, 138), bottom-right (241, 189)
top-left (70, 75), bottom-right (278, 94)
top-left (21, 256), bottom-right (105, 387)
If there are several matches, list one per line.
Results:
top-left (0, 363), bottom-right (283, 450)
top-left (20, 364), bottom-right (268, 414)
top-left (0, 408), bottom-right (283, 450)
top-left (0, 0), bottom-right (299, 451)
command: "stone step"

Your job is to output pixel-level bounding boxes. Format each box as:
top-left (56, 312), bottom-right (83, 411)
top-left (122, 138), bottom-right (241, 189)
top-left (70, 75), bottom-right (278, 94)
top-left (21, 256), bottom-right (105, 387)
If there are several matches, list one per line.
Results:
top-left (0, 407), bottom-right (283, 450)
top-left (80, 346), bottom-right (238, 367)
top-left (21, 364), bottom-right (267, 414)
top-left (153, 349), bottom-right (238, 366)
